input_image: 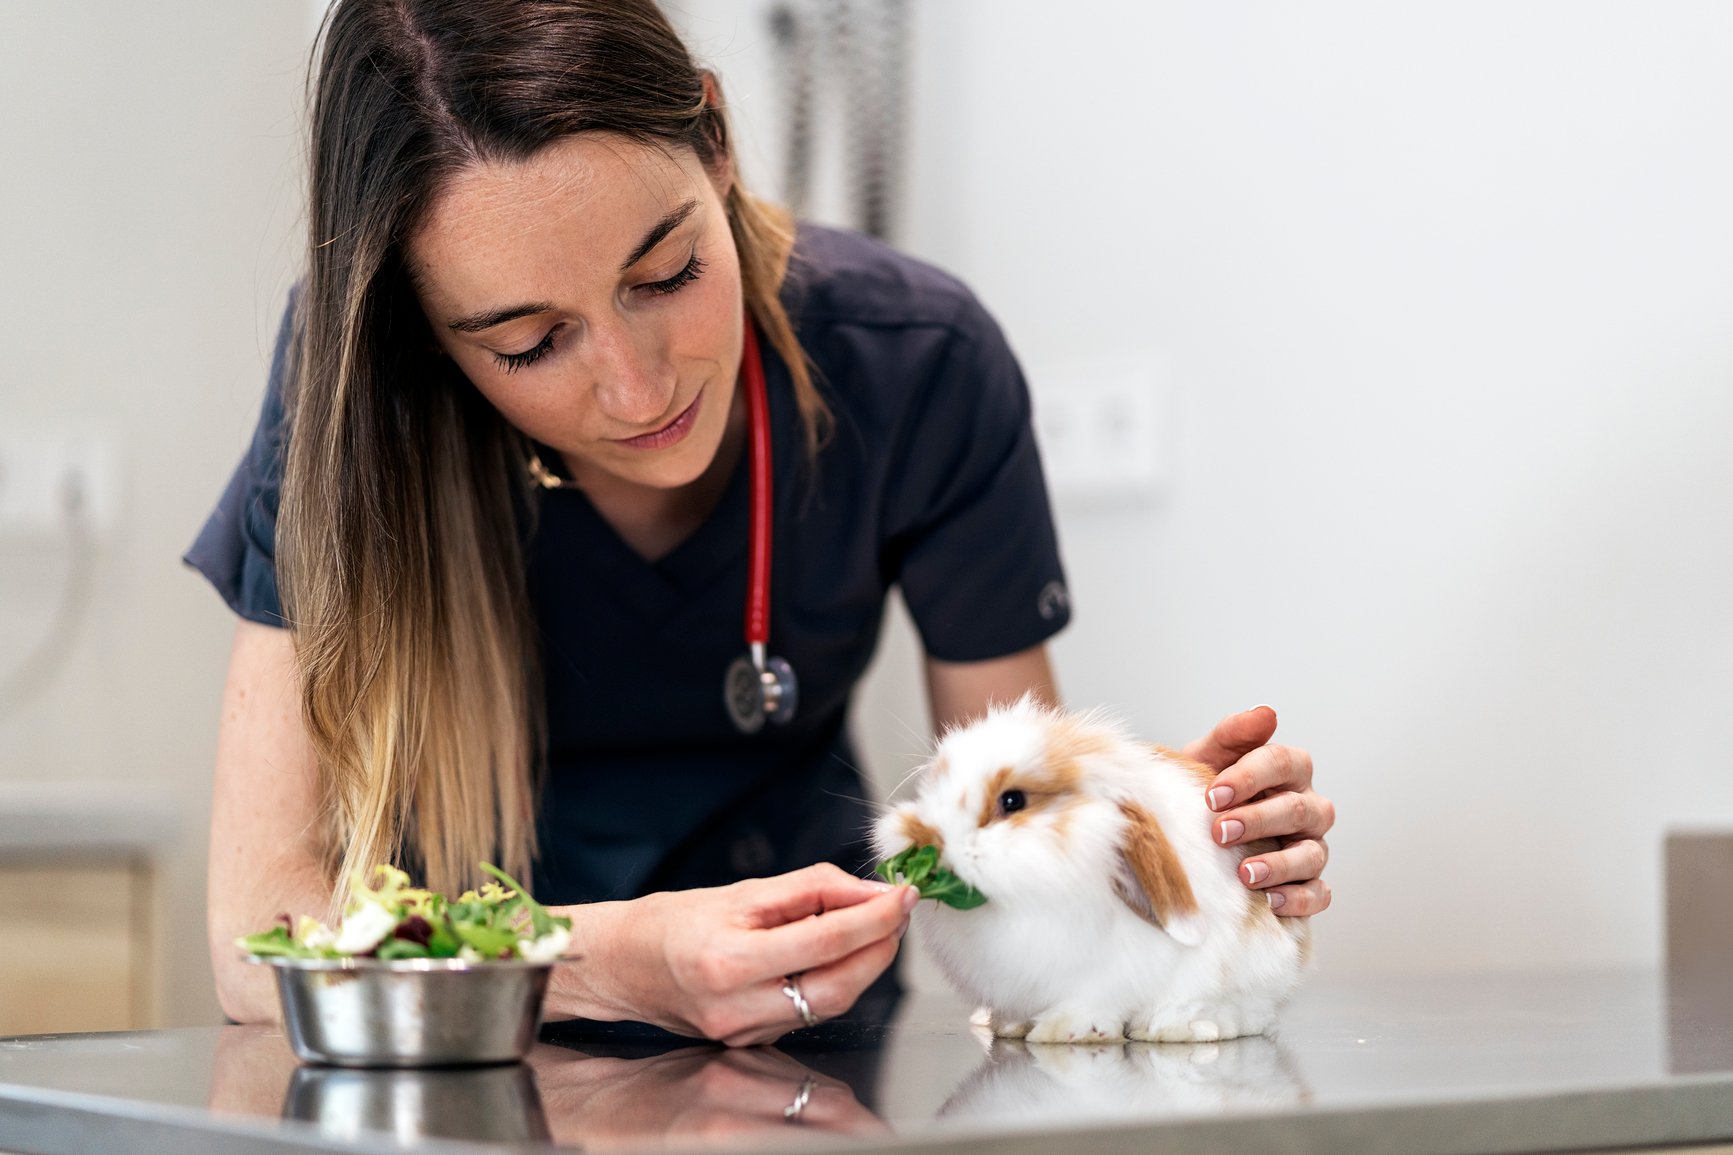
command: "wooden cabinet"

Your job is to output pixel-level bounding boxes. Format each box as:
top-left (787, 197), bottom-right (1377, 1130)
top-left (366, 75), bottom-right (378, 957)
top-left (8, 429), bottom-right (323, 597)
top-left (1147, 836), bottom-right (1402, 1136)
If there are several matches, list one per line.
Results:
top-left (0, 859), bottom-right (153, 1035)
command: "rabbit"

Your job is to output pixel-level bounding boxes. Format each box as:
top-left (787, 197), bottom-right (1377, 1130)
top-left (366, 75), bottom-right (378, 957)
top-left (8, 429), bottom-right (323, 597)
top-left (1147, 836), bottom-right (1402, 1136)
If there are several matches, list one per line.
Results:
top-left (872, 694), bottom-right (1311, 1045)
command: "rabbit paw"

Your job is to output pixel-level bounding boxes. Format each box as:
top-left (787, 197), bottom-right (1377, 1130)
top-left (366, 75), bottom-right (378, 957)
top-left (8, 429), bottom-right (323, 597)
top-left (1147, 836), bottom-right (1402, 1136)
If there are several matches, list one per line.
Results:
top-left (1026, 1007), bottom-right (1127, 1044)
top-left (1131, 1003), bottom-right (1254, 1043)
top-left (969, 1006), bottom-right (1034, 1039)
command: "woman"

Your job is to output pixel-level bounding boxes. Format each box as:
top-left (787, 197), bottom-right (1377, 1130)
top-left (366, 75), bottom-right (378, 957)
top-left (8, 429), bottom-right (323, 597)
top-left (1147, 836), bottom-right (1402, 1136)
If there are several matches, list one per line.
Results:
top-left (189, 0), bottom-right (1335, 1046)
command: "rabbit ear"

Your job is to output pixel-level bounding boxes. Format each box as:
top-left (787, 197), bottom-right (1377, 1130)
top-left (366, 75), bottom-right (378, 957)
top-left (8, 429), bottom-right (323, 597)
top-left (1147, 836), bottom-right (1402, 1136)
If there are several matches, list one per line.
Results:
top-left (1113, 801), bottom-right (1206, 947)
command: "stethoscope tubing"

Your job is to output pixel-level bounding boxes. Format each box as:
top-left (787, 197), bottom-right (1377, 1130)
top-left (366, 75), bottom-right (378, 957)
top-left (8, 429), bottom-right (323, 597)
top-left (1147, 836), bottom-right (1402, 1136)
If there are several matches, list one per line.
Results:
top-left (724, 312), bottom-right (798, 733)
top-left (742, 313), bottom-right (773, 651)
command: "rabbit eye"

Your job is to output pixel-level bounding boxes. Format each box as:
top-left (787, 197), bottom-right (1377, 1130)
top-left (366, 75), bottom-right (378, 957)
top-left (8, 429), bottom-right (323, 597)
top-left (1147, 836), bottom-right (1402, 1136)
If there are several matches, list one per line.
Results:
top-left (997, 789), bottom-right (1027, 816)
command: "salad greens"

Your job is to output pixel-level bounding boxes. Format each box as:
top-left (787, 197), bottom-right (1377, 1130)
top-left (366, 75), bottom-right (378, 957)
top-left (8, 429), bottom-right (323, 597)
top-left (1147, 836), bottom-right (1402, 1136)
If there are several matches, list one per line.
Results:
top-left (237, 863), bottom-right (572, 963)
top-left (876, 845), bottom-right (987, 910)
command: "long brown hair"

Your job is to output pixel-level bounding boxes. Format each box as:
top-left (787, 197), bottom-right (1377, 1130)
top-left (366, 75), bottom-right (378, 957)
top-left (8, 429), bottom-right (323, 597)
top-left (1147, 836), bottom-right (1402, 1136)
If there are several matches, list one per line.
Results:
top-left (280, 0), bottom-right (828, 905)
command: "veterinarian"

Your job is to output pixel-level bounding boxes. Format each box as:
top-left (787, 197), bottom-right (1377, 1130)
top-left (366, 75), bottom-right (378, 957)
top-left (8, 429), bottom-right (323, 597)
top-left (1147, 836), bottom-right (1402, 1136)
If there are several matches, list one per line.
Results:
top-left (187, 0), bottom-right (1336, 1045)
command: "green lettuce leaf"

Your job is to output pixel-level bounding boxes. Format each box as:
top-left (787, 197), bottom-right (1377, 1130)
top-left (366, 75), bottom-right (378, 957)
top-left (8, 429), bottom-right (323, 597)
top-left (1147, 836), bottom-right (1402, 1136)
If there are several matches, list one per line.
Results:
top-left (238, 861), bottom-right (572, 961)
top-left (876, 845), bottom-right (987, 909)
top-left (236, 925), bottom-right (319, 959)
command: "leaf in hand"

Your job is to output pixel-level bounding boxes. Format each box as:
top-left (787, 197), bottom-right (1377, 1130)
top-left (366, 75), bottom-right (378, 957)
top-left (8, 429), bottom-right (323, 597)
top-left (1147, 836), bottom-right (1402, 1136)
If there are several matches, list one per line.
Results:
top-left (922, 870), bottom-right (988, 910)
top-left (875, 845), bottom-right (987, 909)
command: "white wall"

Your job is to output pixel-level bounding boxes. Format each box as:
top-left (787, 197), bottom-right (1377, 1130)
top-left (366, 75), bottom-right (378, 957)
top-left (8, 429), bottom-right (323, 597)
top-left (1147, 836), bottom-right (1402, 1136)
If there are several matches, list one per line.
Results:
top-left (0, 5), bottom-right (310, 1024)
top-left (4, 3), bottom-right (1731, 1026)
top-left (684, 1), bottom-right (1733, 979)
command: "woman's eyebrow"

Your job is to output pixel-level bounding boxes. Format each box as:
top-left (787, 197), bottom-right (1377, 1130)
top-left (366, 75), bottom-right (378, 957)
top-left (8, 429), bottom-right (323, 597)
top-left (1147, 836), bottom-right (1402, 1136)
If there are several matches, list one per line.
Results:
top-left (619, 199), bottom-right (698, 271)
top-left (447, 302), bottom-right (556, 334)
top-left (444, 200), bottom-right (701, 334)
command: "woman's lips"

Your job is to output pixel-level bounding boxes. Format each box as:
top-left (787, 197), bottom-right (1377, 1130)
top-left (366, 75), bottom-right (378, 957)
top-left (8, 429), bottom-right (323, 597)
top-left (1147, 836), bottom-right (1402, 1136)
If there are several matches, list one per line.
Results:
top-left (612, 388), bottom-right (702, 450)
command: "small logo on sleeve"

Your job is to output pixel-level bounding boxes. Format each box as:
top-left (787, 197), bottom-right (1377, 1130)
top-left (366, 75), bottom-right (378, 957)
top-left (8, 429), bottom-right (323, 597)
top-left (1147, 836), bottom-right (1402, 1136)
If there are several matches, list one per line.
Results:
top-left (1037, 580), bottom-right (1070, 621)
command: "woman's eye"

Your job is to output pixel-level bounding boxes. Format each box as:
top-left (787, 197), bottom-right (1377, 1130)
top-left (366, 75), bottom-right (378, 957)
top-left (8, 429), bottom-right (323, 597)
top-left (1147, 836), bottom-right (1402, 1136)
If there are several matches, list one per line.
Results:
top-left (998, 789), bottom-right (1027, 816)
top-left (494, 330), bottom-right (556, 374)
top-left (640, 253), bottom-right (706, 296)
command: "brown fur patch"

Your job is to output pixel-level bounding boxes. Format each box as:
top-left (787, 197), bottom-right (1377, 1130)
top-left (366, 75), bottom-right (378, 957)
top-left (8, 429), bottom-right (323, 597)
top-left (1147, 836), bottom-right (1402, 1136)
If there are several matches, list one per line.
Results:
top-left (977, 757), bottom-right (1084, 828)
top-left (1116, 801), bottom-right (1198, 926)
top-left (977, 767), bottom-right (1016, 828)
top-left (1153, 744), bottom-right (1221, 792)
top-left (899, 811), bottom-right (943, 853)
top-left (1238, 838), bottom-right (1283, 934)
top-left (1240, 888), bottom-right (1273, 934)
top-left (1049, 715), bottom-right (1122, 764)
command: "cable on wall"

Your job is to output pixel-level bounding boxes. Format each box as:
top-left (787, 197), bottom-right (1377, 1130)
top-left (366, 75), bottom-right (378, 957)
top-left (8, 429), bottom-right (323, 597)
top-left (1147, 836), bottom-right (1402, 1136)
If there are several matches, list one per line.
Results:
top-left (0, 472), bottom-right (97, 720)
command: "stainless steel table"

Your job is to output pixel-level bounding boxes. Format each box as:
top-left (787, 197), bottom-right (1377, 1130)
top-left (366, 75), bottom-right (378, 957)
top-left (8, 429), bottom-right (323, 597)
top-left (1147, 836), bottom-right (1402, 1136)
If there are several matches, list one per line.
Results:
top-left (3, 969), bottom-right (1733, 1154)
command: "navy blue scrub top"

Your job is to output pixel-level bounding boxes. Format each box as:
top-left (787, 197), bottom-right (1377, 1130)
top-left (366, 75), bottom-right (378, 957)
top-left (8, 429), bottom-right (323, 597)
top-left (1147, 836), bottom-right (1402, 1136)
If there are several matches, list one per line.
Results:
top-left (186, 225), bottom-right (1071, 906)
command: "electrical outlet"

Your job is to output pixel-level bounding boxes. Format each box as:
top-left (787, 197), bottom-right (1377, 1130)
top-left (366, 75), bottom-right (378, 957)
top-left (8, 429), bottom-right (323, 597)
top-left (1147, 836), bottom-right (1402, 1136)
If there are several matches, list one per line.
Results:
top-left (1029, 357), bottom-right (1170, 501)
top-left (0, 426), bottom-right (118, 538)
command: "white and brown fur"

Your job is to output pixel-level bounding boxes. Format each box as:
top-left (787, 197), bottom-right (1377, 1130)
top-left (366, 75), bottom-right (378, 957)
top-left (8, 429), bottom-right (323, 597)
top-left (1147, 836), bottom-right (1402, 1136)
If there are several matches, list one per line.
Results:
top-left (874, 695), bottom-right (1310, 1044)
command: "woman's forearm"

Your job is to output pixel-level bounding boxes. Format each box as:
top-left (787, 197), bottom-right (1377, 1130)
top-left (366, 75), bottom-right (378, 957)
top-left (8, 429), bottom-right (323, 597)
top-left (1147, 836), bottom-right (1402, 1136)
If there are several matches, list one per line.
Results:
top-left (208, 859), bottom-right (334, 1024)
top-left (540, 897), bottom-right (653, 1023)
top-left (207, 621), bottom-right (335, 1023)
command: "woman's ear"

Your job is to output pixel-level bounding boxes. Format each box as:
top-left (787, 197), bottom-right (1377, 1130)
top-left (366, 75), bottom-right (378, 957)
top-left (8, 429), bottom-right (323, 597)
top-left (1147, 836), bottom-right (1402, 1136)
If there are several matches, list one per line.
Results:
top-left (698, 71), bottom-right (736, 199)
top-left (1112, 801), bottom-right (1206, 946)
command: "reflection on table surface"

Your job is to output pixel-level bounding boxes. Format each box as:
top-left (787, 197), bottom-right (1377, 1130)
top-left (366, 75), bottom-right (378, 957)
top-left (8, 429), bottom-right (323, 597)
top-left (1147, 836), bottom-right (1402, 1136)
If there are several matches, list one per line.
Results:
top-left (284, 1061), bottom-right (549, 1144)
top-left (200, 990), bottom-right (1315, 1152)
top-left (6, 972), bottom-right (1733, 1154)
top-left (210, 1026), bottom-right (893, 1150)
top-left (939, 1034), bottom-right (1309, 1127)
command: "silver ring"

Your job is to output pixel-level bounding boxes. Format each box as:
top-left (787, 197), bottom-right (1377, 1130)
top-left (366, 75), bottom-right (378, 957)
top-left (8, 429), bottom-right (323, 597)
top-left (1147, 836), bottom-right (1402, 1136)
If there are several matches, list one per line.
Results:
top-left (780, 975), bottom-right (819, 1028)
top-left (783, 1075), bottom-right (817, 1121)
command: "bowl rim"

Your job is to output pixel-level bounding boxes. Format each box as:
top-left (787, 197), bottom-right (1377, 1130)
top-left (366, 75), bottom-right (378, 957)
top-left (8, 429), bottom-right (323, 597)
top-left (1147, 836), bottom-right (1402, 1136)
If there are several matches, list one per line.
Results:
top-left (242, 953), bottom-right (554, 973)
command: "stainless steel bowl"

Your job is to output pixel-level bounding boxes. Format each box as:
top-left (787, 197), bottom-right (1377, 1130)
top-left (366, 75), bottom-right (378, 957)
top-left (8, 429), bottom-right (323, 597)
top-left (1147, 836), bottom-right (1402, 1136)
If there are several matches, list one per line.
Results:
top-left (248, 956), bottom-right (553, 1068)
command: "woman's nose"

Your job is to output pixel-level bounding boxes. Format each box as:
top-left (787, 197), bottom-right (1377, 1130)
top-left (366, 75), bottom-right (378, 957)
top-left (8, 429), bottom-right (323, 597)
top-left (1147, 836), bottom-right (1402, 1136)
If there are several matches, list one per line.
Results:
top-left (587, 318), bottom-right (675, 426)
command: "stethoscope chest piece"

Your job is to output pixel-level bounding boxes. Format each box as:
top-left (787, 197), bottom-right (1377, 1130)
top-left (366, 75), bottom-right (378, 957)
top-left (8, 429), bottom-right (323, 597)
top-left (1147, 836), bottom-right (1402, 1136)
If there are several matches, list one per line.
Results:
top-left (725, 643), bottom-right (800, 735)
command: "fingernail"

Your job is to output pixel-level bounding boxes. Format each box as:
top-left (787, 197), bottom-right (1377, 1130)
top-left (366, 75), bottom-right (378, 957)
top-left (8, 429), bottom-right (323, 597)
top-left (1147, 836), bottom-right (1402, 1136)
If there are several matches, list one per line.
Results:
top-left (1207, 786), bottom-right (1234, 812)
top-left (1266, 891), bottom-right (1286, 910)
top-left (1241, 861), bottom-right (1269, 886)
top-left (1218, 819), bottom-right (1244, 845)
top-left (900, 886), bottom-right (920, 912)
top-left (1247, 704), bottom-right (1276, 714)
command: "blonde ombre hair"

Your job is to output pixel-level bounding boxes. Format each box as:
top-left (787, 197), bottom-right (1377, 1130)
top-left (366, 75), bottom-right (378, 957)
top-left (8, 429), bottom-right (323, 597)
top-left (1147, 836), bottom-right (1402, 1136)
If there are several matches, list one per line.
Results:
top-left (280, 0), bottom-right (829, 907)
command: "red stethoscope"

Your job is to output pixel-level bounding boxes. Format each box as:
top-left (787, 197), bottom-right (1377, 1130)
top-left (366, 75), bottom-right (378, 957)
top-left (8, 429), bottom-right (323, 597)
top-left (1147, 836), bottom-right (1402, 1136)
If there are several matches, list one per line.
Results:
top-left (527, 311), bottom-right (798, 735)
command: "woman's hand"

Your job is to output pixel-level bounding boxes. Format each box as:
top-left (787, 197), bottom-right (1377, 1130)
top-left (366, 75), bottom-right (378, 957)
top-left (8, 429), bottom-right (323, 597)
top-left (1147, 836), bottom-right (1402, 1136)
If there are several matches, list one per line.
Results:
top-left (1183, 705), bottom-right (1334, 917)
top-left (545, 864), bottom-right (917, 1047)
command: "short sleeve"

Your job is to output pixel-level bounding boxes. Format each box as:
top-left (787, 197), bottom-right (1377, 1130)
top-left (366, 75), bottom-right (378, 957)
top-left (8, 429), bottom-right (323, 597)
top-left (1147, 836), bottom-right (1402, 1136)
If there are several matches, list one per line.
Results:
top-left (182, 292), bottom-right (295, 628)
top-left (883, 298), bottom-right (1072, 662)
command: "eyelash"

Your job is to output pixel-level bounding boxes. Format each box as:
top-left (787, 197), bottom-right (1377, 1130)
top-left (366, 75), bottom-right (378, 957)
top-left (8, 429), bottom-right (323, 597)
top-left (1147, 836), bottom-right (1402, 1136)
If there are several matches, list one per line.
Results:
top-left (642, 252), bottom-right (706, 296)
top-left (495, 331), bottom-right (556, 374)
top-left (491, 253), bottom-right (708, 374)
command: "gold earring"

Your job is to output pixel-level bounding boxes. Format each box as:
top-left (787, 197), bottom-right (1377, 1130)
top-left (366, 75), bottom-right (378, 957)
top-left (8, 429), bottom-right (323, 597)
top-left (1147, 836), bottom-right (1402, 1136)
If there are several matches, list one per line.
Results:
top-left (527, 451), bottom-right (574, 490)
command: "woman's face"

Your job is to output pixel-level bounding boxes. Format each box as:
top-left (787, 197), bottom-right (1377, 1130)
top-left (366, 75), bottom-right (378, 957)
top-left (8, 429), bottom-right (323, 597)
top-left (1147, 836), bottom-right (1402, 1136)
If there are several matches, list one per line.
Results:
top-left (406, 133), bottom-right (743, 493)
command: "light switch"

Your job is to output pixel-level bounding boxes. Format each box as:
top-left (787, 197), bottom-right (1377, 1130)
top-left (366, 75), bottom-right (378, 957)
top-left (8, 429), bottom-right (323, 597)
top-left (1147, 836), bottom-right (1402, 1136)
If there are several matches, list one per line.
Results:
top-left (1028, 357), bottom-right (1169, 502)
